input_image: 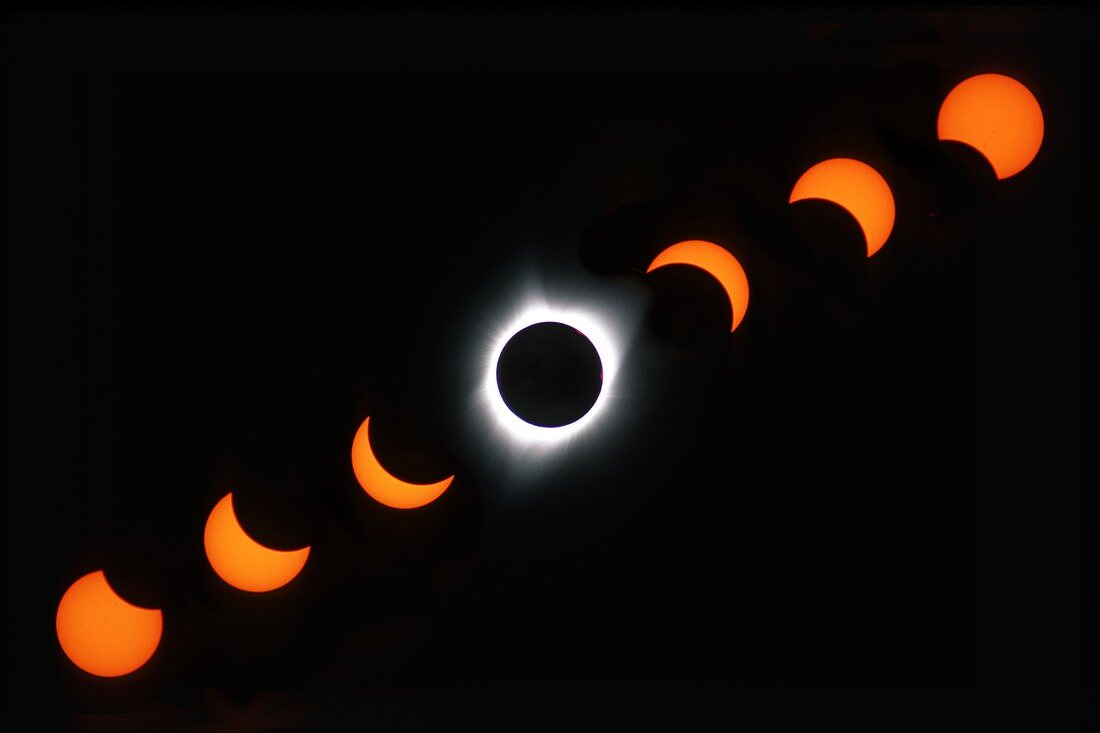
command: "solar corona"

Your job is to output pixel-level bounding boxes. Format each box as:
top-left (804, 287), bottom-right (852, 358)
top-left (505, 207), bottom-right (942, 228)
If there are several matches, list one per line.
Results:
top-left (54, 67), bottom-right (1047, 683)
top-left (481, 303), bottom-right (622, 446)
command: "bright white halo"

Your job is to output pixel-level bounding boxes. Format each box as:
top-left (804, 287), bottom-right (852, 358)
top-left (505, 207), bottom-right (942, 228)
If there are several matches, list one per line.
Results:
top-left (481, 301), bottom-right (621, 446)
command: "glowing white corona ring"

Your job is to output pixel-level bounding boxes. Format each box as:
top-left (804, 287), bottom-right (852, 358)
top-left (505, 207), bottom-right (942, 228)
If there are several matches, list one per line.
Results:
top-left (482, 303), bottom-right (620, 445)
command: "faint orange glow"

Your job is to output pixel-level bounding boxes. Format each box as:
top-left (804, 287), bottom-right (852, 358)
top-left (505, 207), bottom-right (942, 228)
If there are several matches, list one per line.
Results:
top-left (937, 73), bottom-right (1044, 180)
top-left (350, 416), bottom-right (453, 509)
top-left (203, 493), bottom-right (310, 593)
top-left (55, 570), bottom-right (163, 677)
top-left (646, 240), bottom-right (751, 332)
top-left (789, 158), bottom-right (896, 257)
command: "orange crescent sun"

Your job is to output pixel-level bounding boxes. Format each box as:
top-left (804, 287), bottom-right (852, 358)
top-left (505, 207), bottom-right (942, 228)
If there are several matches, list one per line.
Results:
top-left (351, 416), bottom-right (454, 510)
top-left (203, 492), bottom-right (311, 593)
top-left (937, 73), bottom-right (1044, 180)
top-left (56, 570), bottom-right (163, 677)
top-left (788, 157), bottom-right (896, 257)
top-left (646, 240), bottom-right (751, 332)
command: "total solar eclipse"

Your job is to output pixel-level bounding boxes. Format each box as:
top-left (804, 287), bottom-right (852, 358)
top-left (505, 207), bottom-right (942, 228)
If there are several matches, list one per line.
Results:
top-left (32, 12), bottom-right (1056, 691)
top-left (495, 322), bottom-right (603, 427)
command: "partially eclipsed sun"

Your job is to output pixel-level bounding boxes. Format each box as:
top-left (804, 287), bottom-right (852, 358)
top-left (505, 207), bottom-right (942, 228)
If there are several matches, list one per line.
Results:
top-left (56, 570), bottom-right (163, 677)
top-left (646, 240), bottom-right (751, 332)
top-left (789, 157), bottom-right (896, 257)
top-left (203, 492), bottom-right (310, 592)
top-left (937, 73), bottom-right (1044, 180)
top-left (351, 416), bottom-right (454, 510)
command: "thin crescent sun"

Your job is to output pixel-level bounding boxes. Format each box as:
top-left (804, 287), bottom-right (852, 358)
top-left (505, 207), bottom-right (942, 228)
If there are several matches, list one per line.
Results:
top-left (789, 157), bottom-right (896, 257)
top-left (351, 416), bottom-right (454, 510)
top-left (56, 570), bottom-right (164, 677)
top-left (646, 240), bottom-right (751, 332)
top-left (203, 492), bottom-right (311, 593)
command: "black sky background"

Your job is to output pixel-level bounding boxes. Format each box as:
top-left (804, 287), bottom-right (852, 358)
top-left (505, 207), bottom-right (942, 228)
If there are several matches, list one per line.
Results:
top-left (6, 7), bottom-right (1099, 731)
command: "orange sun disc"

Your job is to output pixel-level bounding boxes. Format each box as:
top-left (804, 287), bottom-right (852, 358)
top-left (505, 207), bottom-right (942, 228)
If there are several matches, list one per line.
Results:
top-left (350, 416), bottom-right (454, 510)
top-left (646, 240), bottom-right (751, 332)
top-left (937, 73), bottom-right (1044, 180)
top-left (203, 492), bottom-right (311, 593)
top-left (789, 157), bottom-right (896, 257)
top-left (56, 570), bottom-right (163, 677)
